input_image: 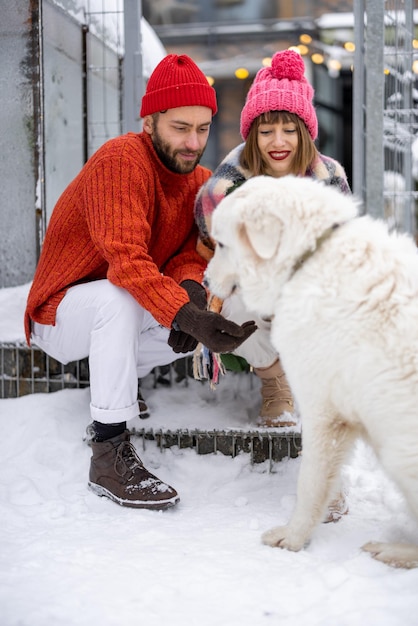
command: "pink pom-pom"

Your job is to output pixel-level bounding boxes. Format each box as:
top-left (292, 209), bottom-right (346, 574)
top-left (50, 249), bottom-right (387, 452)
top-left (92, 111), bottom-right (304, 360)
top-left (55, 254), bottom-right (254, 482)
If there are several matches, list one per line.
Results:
top-left (271, 50), bottom-right (305, 81)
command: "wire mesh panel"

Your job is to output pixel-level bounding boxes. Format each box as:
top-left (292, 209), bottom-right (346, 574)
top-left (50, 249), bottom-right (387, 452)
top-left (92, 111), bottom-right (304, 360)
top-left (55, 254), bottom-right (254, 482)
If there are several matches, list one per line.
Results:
top-left (353, 0), bottom-right (417, 235)
top-left (84, 0), bottom-right (125, 156)
top-left (0, 342), bottom-right (90, 398)
top-left (383, 0), bottom-right (418, 234)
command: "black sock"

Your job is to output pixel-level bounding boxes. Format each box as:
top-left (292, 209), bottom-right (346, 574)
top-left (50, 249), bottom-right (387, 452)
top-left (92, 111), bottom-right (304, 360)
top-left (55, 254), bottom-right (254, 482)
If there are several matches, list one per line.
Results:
top-left (92, 421), bottom-right (126, 442)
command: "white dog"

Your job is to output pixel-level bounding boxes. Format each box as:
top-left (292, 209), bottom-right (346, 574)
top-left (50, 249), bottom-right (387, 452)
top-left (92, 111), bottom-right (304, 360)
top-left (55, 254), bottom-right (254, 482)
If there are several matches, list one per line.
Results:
top-left (204, 175), bottom-right (418, 569)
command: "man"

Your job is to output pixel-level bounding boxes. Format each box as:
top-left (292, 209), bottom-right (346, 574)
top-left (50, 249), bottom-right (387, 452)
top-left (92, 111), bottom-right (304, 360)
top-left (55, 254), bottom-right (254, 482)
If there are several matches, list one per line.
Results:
top-left (25, 54), bottom-right (256, 510)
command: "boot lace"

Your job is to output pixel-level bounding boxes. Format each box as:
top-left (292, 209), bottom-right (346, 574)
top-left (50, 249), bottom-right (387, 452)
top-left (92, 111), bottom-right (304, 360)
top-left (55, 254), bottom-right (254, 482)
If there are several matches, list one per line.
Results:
top-left (114, 441), bottom-right (144, 477)
top-left (263, 374), bottom-right (293, 407)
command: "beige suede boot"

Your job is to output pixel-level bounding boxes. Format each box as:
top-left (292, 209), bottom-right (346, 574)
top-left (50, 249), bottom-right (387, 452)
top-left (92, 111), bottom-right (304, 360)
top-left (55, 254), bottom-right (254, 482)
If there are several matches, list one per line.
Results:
top-left (254, 359), bottom-right (297, 427)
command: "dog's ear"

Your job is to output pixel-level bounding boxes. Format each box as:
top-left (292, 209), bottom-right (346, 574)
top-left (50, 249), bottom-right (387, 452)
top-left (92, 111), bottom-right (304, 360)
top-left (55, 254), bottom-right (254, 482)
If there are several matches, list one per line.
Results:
top-left (238, 215), bottom-right (282, 260)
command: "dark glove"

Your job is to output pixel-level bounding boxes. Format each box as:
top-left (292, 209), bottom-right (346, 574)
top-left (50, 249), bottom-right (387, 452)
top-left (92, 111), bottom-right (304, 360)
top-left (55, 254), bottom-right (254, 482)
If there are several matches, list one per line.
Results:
top-left (170, 302), bottom-right (257, 354)
top-left (168, 281), bottom-right (208, 353)
top-left (180, 280), bottom-right (207, 310)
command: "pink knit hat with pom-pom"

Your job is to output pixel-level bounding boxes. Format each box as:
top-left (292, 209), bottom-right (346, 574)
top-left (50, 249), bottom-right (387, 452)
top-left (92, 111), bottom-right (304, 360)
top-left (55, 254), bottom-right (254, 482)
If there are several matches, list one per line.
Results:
top-left (240, 49), bottom-right (318, 140)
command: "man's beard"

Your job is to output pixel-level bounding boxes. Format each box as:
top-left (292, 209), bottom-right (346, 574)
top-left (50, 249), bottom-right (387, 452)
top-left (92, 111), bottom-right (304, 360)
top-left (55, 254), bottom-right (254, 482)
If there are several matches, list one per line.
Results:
top-left (151, 128), bottom-right (203, 174)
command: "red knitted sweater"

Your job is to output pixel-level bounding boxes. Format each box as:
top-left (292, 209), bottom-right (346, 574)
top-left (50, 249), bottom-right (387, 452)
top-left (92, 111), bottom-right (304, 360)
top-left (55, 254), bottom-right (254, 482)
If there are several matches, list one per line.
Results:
top-left (24, 132), bottom-right (211, 343)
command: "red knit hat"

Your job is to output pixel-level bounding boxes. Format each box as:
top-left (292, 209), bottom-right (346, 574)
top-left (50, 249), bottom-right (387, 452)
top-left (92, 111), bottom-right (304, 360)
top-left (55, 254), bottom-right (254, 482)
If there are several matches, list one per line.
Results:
top-left (140, 54), bottom-right (217, 117)
top-left (240, 50), bottom-right (318, 141)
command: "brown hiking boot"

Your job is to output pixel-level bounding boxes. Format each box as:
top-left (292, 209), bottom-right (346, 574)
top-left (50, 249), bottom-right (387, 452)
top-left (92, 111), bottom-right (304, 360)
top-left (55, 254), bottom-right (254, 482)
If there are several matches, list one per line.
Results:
top-left (88, 431), bottom-right (179, 509)
top-left (254, 359), bottom-right (296, 428)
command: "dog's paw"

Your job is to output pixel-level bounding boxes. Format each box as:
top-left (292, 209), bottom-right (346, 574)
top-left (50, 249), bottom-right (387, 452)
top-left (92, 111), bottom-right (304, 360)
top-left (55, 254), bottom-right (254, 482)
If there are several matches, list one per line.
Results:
top-left (261, 525), bottom-right (305, 551)
top-left (322, 491), bottom-right (349, 524)
top-left (362, 541), bottom-right (418, 569)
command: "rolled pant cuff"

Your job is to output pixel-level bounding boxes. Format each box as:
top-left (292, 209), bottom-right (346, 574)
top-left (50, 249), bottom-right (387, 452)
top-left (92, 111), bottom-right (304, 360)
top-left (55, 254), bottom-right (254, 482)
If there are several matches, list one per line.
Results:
top-left (90, 400), bottom-right (139, 424)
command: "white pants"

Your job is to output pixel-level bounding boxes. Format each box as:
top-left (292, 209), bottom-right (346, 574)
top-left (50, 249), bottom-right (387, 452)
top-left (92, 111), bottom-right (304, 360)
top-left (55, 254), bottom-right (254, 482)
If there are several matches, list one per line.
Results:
top-left (222, 293), bottom-right (278, 369)
top-left (31, 280), bottom-right (186, 424)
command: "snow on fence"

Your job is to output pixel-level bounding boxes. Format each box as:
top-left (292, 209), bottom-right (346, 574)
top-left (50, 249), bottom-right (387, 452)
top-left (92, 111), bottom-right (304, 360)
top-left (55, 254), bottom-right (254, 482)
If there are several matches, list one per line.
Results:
top-left (134, 428), bottom-right (302, 472)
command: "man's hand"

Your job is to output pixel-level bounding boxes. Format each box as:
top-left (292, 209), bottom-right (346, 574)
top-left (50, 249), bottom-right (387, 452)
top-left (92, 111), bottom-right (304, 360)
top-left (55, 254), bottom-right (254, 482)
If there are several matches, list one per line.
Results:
top-left (170, 302), bottom-right (257, 354)
top-left (180, 280), bottom-right (207, 310)
top-left (168, 280), bottom-right (207, 353)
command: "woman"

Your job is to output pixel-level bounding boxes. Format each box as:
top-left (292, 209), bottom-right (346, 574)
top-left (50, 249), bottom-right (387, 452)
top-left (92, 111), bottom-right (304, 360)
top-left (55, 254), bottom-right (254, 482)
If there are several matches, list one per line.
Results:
top-left (195, 49), bottom-right (351, 431)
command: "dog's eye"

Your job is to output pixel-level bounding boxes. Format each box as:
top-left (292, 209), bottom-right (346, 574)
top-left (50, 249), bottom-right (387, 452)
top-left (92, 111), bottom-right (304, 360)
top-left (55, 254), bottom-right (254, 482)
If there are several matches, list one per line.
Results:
top-left (216, 242), bottom-right (224, 249)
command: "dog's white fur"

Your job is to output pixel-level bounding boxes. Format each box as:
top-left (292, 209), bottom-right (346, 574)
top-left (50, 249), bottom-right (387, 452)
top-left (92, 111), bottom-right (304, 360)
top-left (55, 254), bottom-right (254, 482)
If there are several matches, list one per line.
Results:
top-left (204, 175), bottom-right (418, 569)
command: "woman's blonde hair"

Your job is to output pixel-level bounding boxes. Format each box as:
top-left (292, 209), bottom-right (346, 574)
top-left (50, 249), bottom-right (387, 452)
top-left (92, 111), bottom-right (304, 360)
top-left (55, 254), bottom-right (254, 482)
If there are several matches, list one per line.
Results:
top-left (240, 111), bottom-right (318, 176)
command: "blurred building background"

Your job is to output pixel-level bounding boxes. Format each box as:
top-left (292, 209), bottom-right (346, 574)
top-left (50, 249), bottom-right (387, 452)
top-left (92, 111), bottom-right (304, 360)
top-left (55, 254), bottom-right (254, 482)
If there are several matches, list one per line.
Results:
top-left (147, 0), bottom-right (355, 181)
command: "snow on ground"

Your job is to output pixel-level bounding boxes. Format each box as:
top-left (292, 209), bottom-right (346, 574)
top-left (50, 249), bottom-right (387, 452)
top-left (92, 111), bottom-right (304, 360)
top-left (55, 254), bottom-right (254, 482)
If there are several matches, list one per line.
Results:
top-left (1, 283), bottom-right (418, 626)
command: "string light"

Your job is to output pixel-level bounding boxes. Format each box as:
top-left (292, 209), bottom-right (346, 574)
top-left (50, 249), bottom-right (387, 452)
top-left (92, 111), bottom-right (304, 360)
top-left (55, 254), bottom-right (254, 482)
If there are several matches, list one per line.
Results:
top-left (235, 67), bottom-right (249, 79)
top-left (300, 34), bottom-right (312, 44)
top-left (327, 58), bottom-right (342, 77)
top-left (311, 52), bottom-right (325, 65)
top-left (229, 29), bottom-right (416, 82)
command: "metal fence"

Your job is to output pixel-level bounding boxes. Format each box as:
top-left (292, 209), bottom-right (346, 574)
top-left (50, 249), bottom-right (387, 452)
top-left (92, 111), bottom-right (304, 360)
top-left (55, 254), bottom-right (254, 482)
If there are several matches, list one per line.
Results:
top-left (353, 0), bottom-right (418, 235)
top-left (0, 341), bottom-right (301, 467)
top-left (135, 428), bottom-right (302, 471)
top-left (0, 342), bottom-right (90, 398)
top-left (42, 0), bottom-right (126, 225)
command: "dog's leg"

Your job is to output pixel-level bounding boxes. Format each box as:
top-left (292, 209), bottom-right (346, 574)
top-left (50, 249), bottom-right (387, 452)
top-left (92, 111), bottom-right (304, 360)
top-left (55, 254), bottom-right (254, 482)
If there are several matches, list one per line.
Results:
top-left (296, 451), bottom-right (348, 524)
top-left (361, 440), bottom-right (418, 569)
top-left (262, 413), bottom-right (356, 551)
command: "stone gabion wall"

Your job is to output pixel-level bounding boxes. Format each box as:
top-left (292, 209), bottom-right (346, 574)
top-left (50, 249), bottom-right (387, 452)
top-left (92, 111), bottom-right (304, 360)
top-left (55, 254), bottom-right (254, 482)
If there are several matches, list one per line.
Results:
top-left (0, 342), bottom-right (90, 399)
